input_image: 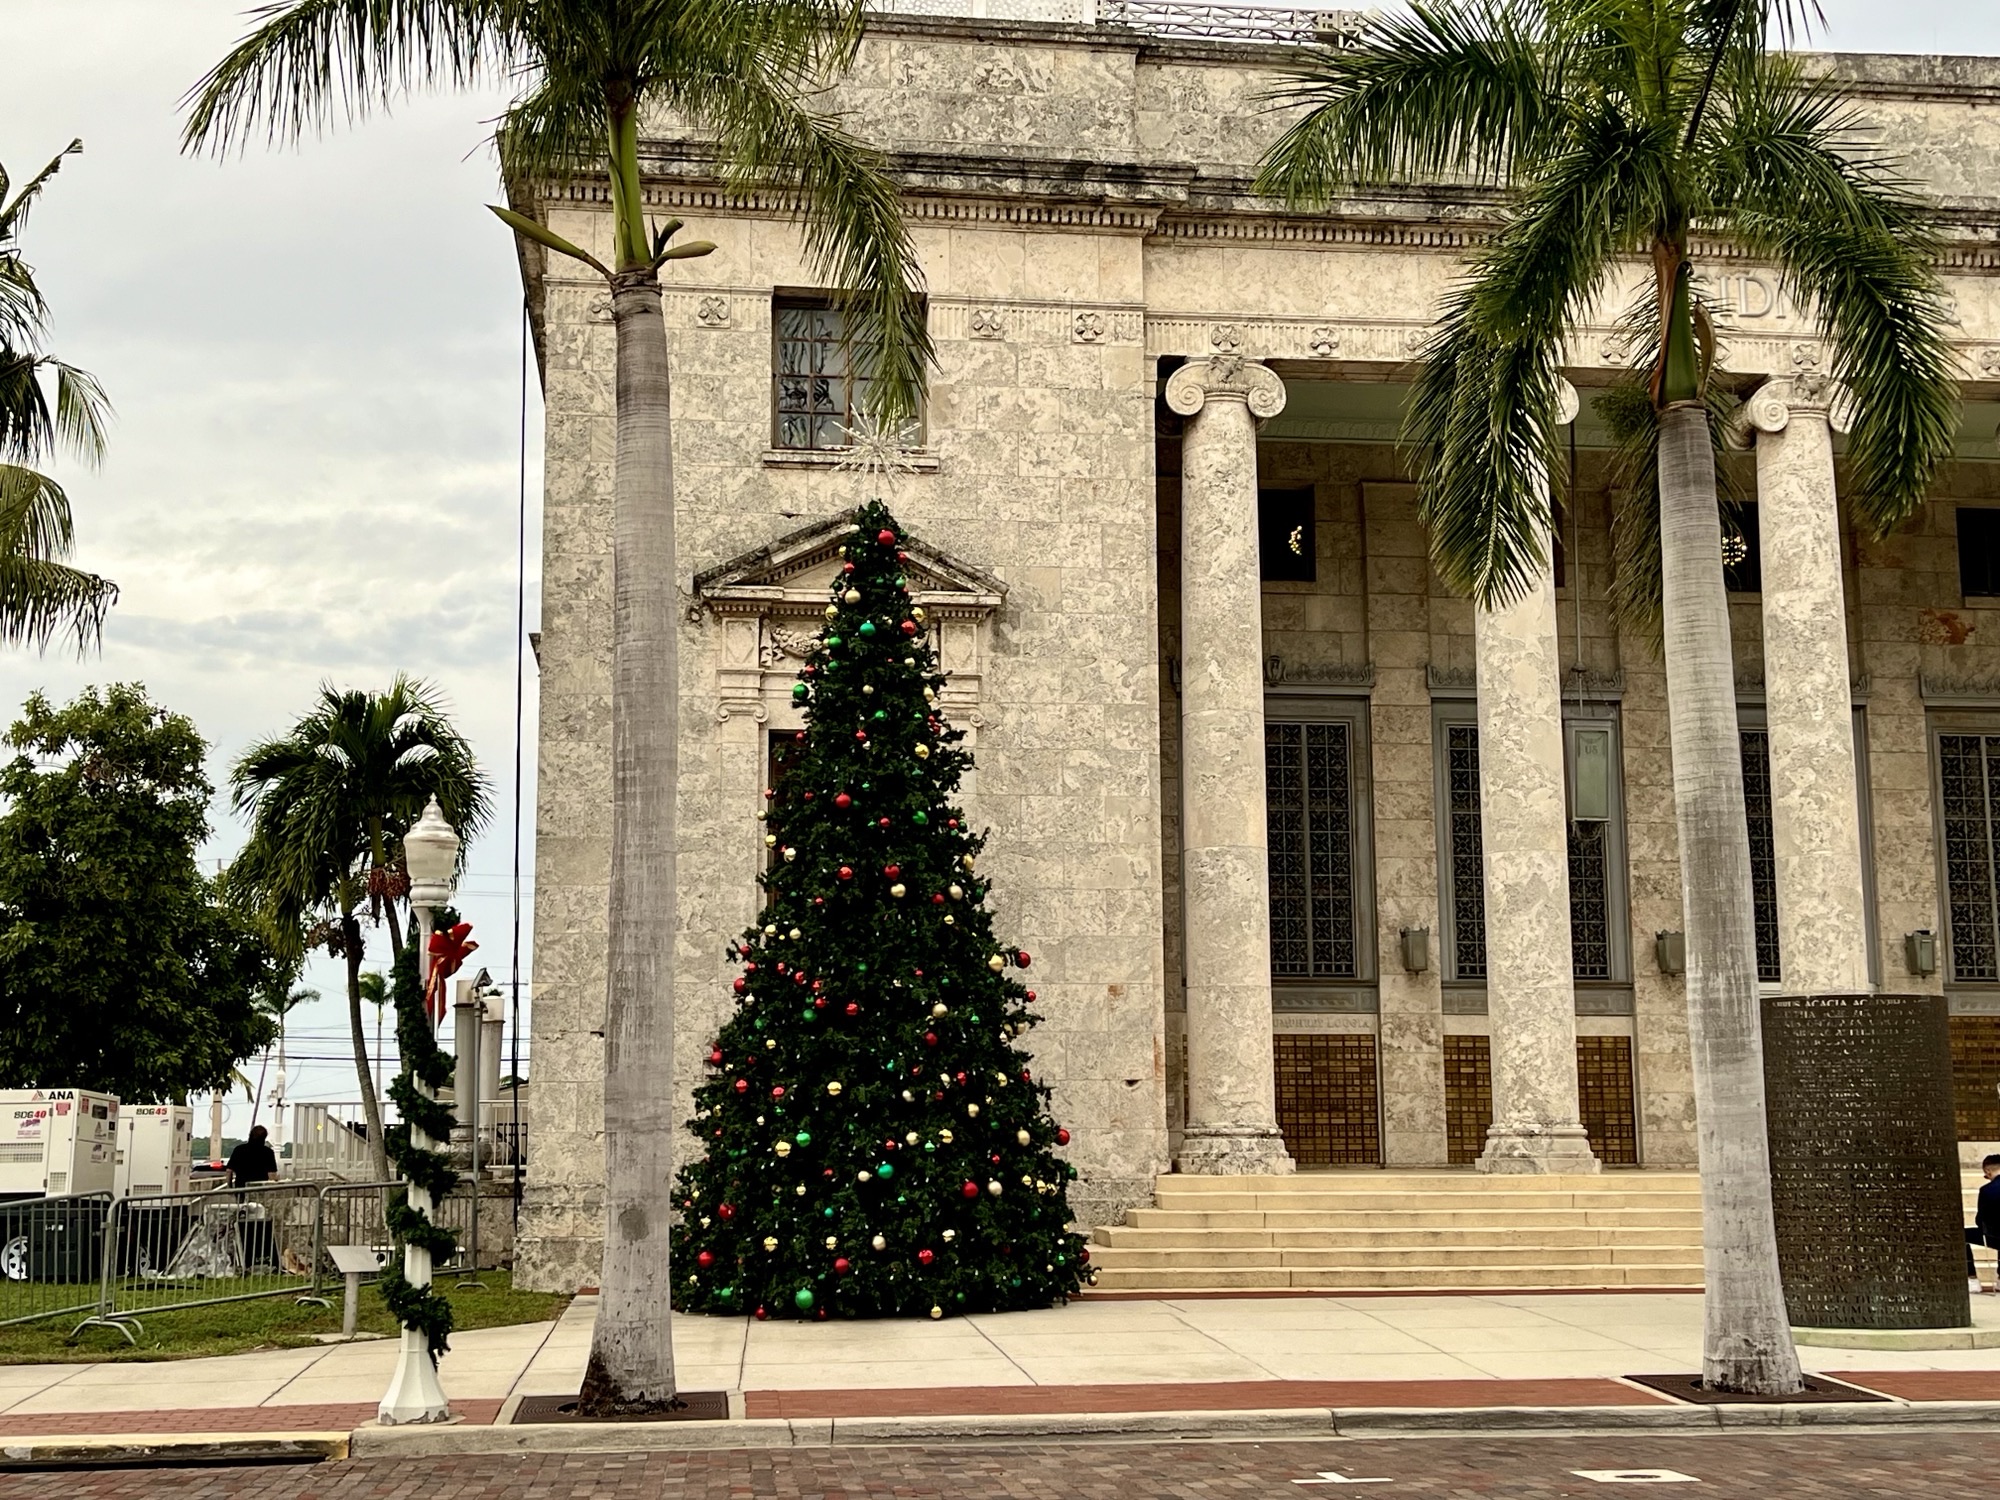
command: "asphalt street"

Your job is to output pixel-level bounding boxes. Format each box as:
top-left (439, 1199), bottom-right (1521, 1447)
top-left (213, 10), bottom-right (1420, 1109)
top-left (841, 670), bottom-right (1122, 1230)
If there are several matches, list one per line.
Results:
top-left (4, 1432), bottom-right (1994, 1498)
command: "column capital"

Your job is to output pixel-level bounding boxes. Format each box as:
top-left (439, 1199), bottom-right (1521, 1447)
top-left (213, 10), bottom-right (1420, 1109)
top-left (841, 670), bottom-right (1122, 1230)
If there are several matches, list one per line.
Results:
top-left (1165, 356), bottom-right (1287, 422)
top-left (1743, 344), bottom-right (1852, 438)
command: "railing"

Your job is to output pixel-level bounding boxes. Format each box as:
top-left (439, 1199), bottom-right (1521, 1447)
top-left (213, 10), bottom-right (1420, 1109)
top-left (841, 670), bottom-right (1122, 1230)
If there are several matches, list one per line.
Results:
top-left (0, 1192), bottom-right (117, 1329)
top-left (289, 1103), bottom-right (375, 1179)
top-left (873, 0), bottom-right (1379, 44)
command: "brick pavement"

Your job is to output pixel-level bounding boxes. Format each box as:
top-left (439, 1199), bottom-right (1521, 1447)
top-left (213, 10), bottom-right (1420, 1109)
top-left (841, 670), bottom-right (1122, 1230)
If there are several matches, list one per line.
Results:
top-left (7, 1433), bottom-right (2000, 1498)
top-left (0, 1400), bottom-right (503, 1437)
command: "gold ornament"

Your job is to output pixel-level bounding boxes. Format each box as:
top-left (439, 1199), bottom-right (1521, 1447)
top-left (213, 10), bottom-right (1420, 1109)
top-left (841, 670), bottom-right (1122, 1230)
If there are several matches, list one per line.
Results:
top-left (795, 1184), bottom-right (807, 1196)
top-left (789, 927), bottom-right (801, 940)
top-left (1021, 1174), bottom-right (1033, 1187)
top-left (988, 954), bottom-right (1006, 972)
top-left (823, 604), bottom-right (838, 620)
top-left (905, 1131), bottom-right (920, 1145)
top-left (903, 656), bottom-right (916, 667)
top-left (890, 883), bottom-right (907, 898)
top-left (766, 1039), bottom-right (777, 1050)
top-left (914, 744), bottom-right (930, 760)
top-left (967, 1103), bottom-right (981, 1118)
top-left (764, 834), bottom-right (777, 847)
top-left (825, 1236), bottom-right (838, 1249)
top-left (872, 1234), bottom-right (887, 1251)
top-left (901, 1089), bottom-right (914, 1102)
top-left (764, 923), bottom-right (778, 935)
top-left (827, 1081), bottom-right (843, 1095)
top-left (987, 1180), bottom-right (1003, 1196)
top-left (763, 1237), bottom-right (778, 1251)
top-left (1017, 1129), bottom-right (1031, 1146)
top-left (862, 683), bottom-right (874, 695)
top-left (949, 884), bottom-right (963, 900)
top-left (775, 1141), bottom-right (792, 1157)
top-left (912, 606), bottom-right (927, 623)
top-left (843, 588), bottom-right (861, 604)
top-left (943, 915), bottom-right (955, 926)
top-left (940, 1128), bottom-right (954, 1144)
top-left (942, 1228), bottom-right (956, 1242)
top-left (930, 1305), bottom-right (943, 1320)
top-left (857, 1170), bottom-right (873, 1184)
top-left (932, 1002), bottom-right (948, 1017)
top-left (782, 847), bottom-right (797, 862)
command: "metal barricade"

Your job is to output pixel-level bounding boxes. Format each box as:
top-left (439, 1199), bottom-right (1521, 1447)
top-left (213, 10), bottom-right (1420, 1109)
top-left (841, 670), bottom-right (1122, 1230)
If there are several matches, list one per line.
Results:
top-left (319, 1179), bottom-right (483, 1275)
top-left (78, 1181), bottom-right (329, 1341)
top-left (0, 1192), bottom-right (115, 1329)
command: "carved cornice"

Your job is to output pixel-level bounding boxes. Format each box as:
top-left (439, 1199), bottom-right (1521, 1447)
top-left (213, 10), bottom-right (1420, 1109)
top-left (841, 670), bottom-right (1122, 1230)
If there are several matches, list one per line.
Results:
top-left (1923, 673), bottom-right (2000, 705)
top-left (1427, 664), bottom-right (1478, 696)
top-left (1264, 656), bottom-right (1375, 688)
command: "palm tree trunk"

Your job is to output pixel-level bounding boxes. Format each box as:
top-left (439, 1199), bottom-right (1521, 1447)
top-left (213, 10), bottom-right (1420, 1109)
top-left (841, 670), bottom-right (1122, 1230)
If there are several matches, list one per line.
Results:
top-left (1657, 402), bottom-right (1803, 1396)
top-left (344, 914), bottom-right (391, 1182)
top-left (578, 261), bottom-right (679, 1414)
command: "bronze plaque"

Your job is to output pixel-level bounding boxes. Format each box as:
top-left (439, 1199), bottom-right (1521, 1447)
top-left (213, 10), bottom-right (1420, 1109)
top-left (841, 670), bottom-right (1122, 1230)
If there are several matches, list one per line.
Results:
top-left (1761, 992), bottom-right (1969, 1330)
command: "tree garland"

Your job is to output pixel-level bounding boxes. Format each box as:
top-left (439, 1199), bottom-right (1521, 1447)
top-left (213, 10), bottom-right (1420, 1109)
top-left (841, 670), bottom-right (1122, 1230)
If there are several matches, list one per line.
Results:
top-left (381, 921), bottom-right (459, 1358)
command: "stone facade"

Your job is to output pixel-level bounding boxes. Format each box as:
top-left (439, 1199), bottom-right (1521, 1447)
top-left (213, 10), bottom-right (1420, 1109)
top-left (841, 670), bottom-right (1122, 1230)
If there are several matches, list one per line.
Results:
top-left (515, 10), bottom-right (2000, 1288)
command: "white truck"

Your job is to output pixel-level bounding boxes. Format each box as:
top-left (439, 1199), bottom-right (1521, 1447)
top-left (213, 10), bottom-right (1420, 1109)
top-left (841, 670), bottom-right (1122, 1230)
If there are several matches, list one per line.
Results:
top-left (0, 1089), bottom-right (119, 1200)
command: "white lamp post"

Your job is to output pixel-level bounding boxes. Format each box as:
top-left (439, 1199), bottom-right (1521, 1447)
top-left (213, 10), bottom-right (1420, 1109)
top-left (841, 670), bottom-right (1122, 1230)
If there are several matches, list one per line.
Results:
top-left (379, 796), bottom-right (458, 1425)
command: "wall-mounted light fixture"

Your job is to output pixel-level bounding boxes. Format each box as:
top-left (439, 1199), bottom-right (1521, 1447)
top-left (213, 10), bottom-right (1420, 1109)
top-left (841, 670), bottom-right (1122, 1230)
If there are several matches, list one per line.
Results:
top-left (1905, 929), bottom-right (1939, 978)
top-left (1655, 930), bottom-right (1686, 977)
top-left (1399, 927), bottom-right (1430, 974)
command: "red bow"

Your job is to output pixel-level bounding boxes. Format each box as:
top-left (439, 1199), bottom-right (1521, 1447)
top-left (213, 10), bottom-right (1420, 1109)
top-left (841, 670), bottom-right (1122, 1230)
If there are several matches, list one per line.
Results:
top-left (424, 921), bottom-right (478, 1026)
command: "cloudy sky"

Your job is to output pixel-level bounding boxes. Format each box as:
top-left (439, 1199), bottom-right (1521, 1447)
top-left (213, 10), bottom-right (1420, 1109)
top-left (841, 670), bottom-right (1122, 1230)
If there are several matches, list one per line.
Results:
top-left (0, 0), bottom-right (1994, 1128)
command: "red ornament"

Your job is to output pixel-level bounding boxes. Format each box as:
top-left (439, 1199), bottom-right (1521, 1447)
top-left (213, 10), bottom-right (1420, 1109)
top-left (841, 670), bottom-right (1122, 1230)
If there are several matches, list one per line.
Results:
top-left (842, 561), bottom-right (855, 574)
top-left (1056, 1128), bottom-right (1071, 1146)
top-left (771, 1085), bottom-right (786, 1099)
top-left (878, 817), bottom-right (891, 828)
top-left (834, 1257), bottom-right (851, 1274)
top-left (1016, 951), bottom-right (1032, 968)
top-left (877, 528), bottom-right (896, 544)
top-left (917, 1248), bottom-right (935, 1266)
top-left (708, 1047), bottom-right (724, 1065)
top-left (814, 998), bottom-right (826, 1010)
top-left (732, 978), bottom-right (746, 994)
top-left (855, 730), bottom-right (868, 742)
top-left (900, 620), bottom-right (918, 636)
top-left (1025, 990), bottom-right (1036, 1001)
top-left (990, 1153), bottom-right (1001, 1164)
top-left (885, 1138), bottom-right (899, 1151)
top-left (924, 1031), bottom-right (939, 1047)
top-left (845, 1002), bottom-right (860, 1017)
top-left (955, 1071), bottom-right (968, 1086)
top-left (932, 893), bottom-right (945, 904)
top-left (884, 864), bottom-right (901, 879)
top-left (696, 1250), bottom-right (715, 1270)
top-left (744, 962), bottom-right (757, 972)
top-left (802, 790), bottom-right (814, 801)
top-left (734, 1079), bottom-right (749, 1094)
top-left (897, 549), bottom-right (909, 561)
top-left (718, 1203), bottom-right (736, 1221)
top-left (814, 897), bottom-right (826, 906)
top-left (776, 962), bottom-right (789, 975)
top-left (838, 866), bottom-right (854, 881)
top-left (835, 792), bottom-right (852, 809)
top-left (812, 979), bottom-right (825, 992)
top-left (948, 819), bottom-right (959, 829)
top-left (1021, 1070), bottom-right (1032, 1082)
top-left (914, 968), bottom-right (924, 977)
top-left (755, 1305), bottom-right (768, 1320)
top-left (962, 1181), bottom-right (981, 1199)
top-left (794, 970), bottom-right (808, 985)
top-left (1078, 1248), bottom-right (1090, 1264)
top-left (764, 788), bottom-right (775, 799)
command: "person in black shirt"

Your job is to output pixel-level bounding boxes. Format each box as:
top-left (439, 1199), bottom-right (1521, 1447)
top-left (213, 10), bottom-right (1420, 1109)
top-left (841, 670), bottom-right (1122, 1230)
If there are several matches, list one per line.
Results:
top-left (226, 1124), bottom-right (278, 1188)
top-left (1968, 1153), bottom-right (2000, 1292)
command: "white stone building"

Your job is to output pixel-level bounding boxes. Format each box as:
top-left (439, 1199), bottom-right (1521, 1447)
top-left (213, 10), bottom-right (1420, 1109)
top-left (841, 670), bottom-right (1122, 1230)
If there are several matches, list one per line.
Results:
top-left (512, 3), bottom-right (2000, 1291)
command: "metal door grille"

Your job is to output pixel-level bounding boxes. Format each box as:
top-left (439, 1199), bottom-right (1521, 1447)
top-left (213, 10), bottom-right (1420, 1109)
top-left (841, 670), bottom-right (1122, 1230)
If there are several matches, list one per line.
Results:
top-left (1443, 1035), bottom-right (1492, 1165)
top-left (1568, 822), bottom-right (1612, 980)
top-left (1950, 1016), bottom-right (2000, 1139)
top-left (1266, 722), bottom-right (1358, 979)
top-left (1740, 729), bottom-right (1783, 984)
top-left (1273, 1034), bottom-right (1380, 1165)
top-left (1939, 733), bottom-right (2000, 981)
top-left (1576, 1036), bottom-right (1638, 1165)
top-left (774, 301), bottom-right (870, 451)
top-left (1445, 726), bottom-right (1487, 980)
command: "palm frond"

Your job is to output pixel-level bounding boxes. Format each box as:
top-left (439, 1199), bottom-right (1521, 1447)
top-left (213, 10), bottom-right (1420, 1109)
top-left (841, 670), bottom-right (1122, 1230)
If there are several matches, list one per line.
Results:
top-left (1255, 0), bottom-right (1556, 205)
top-left (0, 140), bottom-right (82, 245)
top-left (1705, 54), bottom-right (1958, 534)
top-left (681, 68), bottom-right (932, 423)
top-left (181, 0), bottom-right (518, 154)
top-left (0, 465), bottom-right (116, 653)
top-left (0, 350), bottom-right (109, 467)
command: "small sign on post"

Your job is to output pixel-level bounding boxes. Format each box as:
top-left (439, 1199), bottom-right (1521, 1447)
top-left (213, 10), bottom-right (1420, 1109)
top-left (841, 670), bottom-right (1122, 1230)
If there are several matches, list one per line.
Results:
top-left (327, 1244), bottom-right (390, 1339)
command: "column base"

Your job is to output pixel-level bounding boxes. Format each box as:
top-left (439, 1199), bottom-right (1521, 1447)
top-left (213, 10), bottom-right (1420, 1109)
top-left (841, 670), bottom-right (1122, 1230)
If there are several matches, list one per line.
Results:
top-left (1476, 1122), bottom-right (1600, 1175)
top-left (1175, 1127), bottom-right (1295, 1176)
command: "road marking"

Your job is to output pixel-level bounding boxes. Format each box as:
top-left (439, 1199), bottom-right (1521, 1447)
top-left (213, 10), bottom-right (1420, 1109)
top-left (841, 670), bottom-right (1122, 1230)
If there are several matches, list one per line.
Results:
top-left (1572, 1471), bottom-right (1701, 1485)
top-left (1293, 1474), bottom-right (1392, 1486)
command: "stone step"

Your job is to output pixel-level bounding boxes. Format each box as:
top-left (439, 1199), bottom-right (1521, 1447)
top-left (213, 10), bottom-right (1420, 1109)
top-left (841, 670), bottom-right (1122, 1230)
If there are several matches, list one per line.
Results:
top-left (1149, 1189), bottom-right (1703, 1213)
top-left (1093, 1224), bottom-right (1702, 1250)
top-left (1087, 1243), bottom-right (1698, 1270)
top-left (1153, 1172), bottom-right (1702, 1193)
top-left (1084, 1263), bottom-right (1704, 1291)
top-left (1127, 1207), bottom-right (1706, 1230)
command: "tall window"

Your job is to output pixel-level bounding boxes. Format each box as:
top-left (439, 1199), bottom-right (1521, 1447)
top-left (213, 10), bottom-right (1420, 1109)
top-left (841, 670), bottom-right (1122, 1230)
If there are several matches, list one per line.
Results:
top-left (1434, 711), bottom-right (1630, 986)
top-left (1938, 732), bottom-right (2000, 982)
top-left (1264, 701), bottom-right (1372, 985)
top-left (1740, 728), bottom-right (1783, 984)
top-left (773, 296), bottom-right (871, 451)
top-left (1959, 507), bottom-right (2000, 599)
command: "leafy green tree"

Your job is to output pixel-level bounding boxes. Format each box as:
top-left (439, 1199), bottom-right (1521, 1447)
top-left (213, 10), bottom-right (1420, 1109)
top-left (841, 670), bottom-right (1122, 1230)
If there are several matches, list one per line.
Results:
top-left (226, 677), bottom-right (490, 1180)
top-left (184, 0), bottom-right (933, 1411)
top-left (672, 500), bottom-right (1087, 1322)
top-left (0, 685), bottom-right (278, 1099)
top-left (1256, 0), bottom-right (1958, 1394)
top-left (0, 142), bottom-right (117, 651)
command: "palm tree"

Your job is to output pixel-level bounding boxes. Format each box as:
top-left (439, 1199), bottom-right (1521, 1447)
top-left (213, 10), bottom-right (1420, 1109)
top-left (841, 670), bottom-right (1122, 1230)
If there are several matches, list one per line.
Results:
top-left (0, 141), bottom-right (117, 651)
top-left (183, 0), bottom-right (931, 1412)
top-left (1256, 0), bottom-right (1957, 1394)
top-left (227, 677), bottom-right (491, 1181)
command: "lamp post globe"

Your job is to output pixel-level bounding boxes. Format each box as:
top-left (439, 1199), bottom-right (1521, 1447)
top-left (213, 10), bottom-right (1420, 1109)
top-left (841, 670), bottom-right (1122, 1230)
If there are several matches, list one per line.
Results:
top-left (406, 795), bottom-right (460, 909)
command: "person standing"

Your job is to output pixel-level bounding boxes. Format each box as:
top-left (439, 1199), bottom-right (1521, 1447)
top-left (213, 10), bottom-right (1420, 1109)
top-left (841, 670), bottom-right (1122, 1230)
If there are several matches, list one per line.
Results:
top-left (226, 1124), bottom-right (278, 1188)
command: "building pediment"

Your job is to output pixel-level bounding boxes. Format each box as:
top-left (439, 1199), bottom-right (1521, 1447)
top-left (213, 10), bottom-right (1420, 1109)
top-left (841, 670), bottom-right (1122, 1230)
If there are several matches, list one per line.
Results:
top-left (694, 509), bottom-right (1007, 626)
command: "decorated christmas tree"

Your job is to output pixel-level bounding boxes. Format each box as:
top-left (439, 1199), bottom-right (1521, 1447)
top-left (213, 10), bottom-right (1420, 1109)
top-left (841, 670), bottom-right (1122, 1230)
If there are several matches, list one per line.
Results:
top-left (670, 499), bottom-right (1091, 1320)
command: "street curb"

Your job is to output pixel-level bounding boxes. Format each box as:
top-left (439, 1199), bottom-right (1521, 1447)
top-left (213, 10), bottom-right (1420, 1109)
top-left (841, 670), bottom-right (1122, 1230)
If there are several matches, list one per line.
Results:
top-left (343, 1400), bottom-right (2000, 1457)
top-left (0, 1432), bottom-right (349, 1470)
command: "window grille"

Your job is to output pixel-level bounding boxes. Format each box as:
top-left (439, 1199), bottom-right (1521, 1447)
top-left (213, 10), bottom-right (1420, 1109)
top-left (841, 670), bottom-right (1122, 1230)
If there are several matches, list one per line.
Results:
top-left (1576, 1035), bottom-right (1638, 1165)
top-left (1939, 733), bottom-right (2000, 982)
top-left (1951, 1016), bottom-right (2000, 1139)
top-left (1445, 725), bottom-right (1487, 980)
top-left (1442, 1035), bottom-right (1492, 1165)
top-left (1567, 822), bottom-right (1612, 980)
top-left (1740, 728), bottom-right (1782, 984)
top-left (1265, 721), bottom-right (1357, 979)
top-left (773, 299), bottom-right (872, 451)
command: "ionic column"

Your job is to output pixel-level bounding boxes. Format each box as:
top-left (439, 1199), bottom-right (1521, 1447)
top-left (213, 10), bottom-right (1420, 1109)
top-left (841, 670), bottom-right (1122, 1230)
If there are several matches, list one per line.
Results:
top-left (1746, 354), bottom-right (1869, 994)
top-left (1166, 355), bottom-right (1294, 1176)
top-left (1474, 382), bottom-right (1599, 1175)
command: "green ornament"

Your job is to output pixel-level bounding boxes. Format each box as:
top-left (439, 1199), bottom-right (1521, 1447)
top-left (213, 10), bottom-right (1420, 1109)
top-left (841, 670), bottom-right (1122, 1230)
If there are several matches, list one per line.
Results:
top-left (876, 1162), bottom-right (894, 1179)
top-left (924, 1141), bottom-right (935, 1153)
top-left (858, 620), bottom-right (876, 637)
top-left (825, 635), bottom-right (842, 648)
top-left (791, 683), bottom-right (808, 701)
top-left (754, 1017), bottom-right (766, 1031)
top-left (872, 709), bottom-right (887, 721)
top-left (955, 1291), bottom-right (966, 1303)
top-left (802, 1007), bottom-right (816, 1021)
top-left (795, 1130), bottom-right (812, 1145)
top-left (823, 1206), bottom-right (835, 1218)
top-left (794, 1287), bottom-right (815, 1310)
top-left (913, 811), bottom-right (928, 825)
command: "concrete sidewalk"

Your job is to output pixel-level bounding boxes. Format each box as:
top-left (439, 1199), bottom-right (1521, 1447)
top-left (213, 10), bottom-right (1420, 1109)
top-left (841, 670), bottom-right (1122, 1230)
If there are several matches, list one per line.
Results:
top-left (6, 1291), bottom-right (2000, 1441)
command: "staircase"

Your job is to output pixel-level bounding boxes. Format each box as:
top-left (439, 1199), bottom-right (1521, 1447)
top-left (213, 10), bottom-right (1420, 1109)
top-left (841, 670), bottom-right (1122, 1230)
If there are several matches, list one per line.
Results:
top-left (1085, 1172), bottom-right (1706, 1292)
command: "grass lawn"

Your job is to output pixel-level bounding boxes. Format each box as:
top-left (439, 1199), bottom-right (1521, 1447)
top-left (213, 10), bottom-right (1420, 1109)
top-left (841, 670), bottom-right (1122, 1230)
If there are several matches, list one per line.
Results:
top-left (0, 1270), bottom-right (566, 1363)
